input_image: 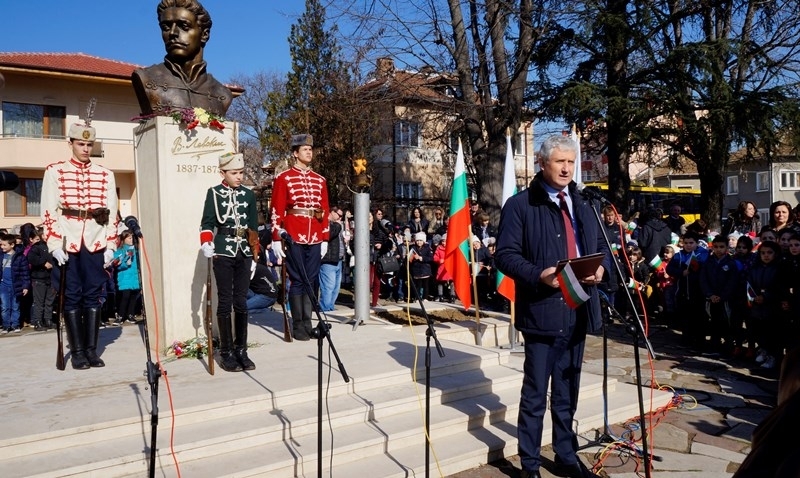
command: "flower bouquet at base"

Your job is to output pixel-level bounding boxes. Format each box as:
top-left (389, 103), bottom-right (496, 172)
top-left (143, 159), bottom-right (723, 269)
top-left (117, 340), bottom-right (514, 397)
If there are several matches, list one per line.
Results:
top-left (167, 336), bottom-right (210, 360)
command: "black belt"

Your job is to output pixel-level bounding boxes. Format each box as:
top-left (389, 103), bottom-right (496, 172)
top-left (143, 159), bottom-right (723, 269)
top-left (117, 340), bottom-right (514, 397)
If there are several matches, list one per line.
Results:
top-left (218, 226), bottom-right (248, 238)
top-left (61, 208), bottom-right (94, 220)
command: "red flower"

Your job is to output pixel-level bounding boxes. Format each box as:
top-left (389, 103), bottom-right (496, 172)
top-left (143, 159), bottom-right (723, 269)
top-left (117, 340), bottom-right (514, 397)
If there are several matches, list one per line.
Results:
top-left (186, 120), bottom-right (200, 130)
top-left (209, 119), bottom-right (225, 130)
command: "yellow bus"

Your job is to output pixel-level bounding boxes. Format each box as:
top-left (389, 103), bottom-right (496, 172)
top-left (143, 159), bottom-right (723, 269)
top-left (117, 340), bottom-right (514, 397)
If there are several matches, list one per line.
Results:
top-left (583, 181), bottom-right (702, 222)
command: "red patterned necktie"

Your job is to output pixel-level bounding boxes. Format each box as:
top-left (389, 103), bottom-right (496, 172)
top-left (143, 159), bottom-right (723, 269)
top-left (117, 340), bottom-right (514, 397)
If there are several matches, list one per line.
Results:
top-left (557, 191), bottom-right (578, 259)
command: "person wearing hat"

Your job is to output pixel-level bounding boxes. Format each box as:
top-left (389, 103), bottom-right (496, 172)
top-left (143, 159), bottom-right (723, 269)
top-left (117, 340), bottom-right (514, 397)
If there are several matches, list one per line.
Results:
top-left (270, 134), bottom-right (330, 340)
top-left (199, 152), bottom-right (258, 372)
top-left (41, 118), bottom-right (118, 370)
top-left (407, 231), bottom-right (433, 301)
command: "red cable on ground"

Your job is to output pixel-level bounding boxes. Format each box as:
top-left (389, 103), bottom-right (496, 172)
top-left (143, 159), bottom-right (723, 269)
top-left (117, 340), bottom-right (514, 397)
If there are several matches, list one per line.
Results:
top-left (140, 237), bottom-right (182, 477)
top-left (601, 204), bottom-right (659, 475)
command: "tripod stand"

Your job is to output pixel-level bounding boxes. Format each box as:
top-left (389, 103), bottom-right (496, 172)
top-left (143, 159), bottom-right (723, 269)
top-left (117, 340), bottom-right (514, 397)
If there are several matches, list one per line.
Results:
top-left (577, 290), bottom-right (616, 450)
top-left (282, 237), bottom-right (349, 478)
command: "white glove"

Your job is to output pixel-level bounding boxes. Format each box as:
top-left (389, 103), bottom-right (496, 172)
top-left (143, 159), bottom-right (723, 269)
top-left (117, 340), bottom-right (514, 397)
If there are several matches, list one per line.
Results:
top-left (52, 249), bottom-right (69, 266)
top-left (201, 242), bottom-right (215, 258)
top-left (273, 240), bottom-right (285, 258)
top-left (320, 242), bottom-right (328, 258)
top-left (104, 249), bottom-right (114, 264)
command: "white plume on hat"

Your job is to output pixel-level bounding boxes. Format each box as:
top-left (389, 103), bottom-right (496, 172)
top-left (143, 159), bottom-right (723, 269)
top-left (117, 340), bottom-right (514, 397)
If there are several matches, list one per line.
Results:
top-left (68, 97), bottom-right (96, 141)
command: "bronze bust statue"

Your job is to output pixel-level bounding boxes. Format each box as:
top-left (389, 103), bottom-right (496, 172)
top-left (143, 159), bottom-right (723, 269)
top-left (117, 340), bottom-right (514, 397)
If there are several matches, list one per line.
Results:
top-left (131, 0), bottom-right (232, 117)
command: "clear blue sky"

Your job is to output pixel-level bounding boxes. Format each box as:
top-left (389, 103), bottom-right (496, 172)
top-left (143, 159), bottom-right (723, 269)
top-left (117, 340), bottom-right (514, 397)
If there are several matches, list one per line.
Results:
top-left (1, 0), bottom-right (308, 82)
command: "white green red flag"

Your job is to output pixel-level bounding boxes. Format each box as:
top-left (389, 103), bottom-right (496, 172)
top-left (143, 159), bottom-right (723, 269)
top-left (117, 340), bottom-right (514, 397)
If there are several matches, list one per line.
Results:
top-left (557, 264), bottom-right (590, 309)
top-left (496, 134), bottom-right (516, 302)
top-left (444, 139), bottom-right (472, 310)
top-left (746, 281), bottom-right (756, 307)
top-left (571, 124), bottom-right (582, 183)
top-left (649, 255), bottom-right (664, 270)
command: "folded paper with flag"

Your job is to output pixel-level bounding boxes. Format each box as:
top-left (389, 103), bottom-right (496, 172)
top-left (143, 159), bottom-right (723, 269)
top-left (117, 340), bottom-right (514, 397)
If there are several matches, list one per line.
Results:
top-left (557, 263), bottom-right (590, 309)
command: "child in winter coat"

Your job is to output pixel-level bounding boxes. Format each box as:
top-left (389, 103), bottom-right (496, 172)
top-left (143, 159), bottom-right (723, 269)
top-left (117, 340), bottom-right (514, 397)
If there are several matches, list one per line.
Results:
top-left (0, 233), bottom-right (31, 334)
top-left (432, 233), bottom-right (453, 302)
top-left (113, 230), bottom-right (141, 324)
top-left (746, 240), bottom-right (781, 369)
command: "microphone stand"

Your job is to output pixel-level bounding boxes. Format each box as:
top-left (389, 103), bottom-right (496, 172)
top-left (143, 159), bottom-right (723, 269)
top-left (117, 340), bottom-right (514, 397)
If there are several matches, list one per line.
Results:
top-left (583, 197), bottom-right (656, 478)
top-left (408, 273), bottom-right (445, 478)
top-left (128, 222), bottom-right (163, 478)
top-left (283, 238), bottom-right (349, 478)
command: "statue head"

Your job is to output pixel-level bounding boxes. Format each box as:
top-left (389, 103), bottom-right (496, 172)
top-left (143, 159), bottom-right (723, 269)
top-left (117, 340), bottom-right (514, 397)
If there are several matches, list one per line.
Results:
top-left (157, 0), bottom-right (212, 64)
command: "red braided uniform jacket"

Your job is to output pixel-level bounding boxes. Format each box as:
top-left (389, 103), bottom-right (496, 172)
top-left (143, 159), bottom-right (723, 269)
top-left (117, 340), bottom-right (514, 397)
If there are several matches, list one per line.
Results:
top-left (41, 158), bottom-right (118, 254)
top-left (270, 166), bottom-right (329, 245)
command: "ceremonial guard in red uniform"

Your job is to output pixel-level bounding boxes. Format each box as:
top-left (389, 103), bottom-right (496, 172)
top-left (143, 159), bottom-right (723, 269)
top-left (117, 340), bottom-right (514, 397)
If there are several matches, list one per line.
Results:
top-left (270, 134), bottom-right (330, 340)
top-left (41, 108), bottom-right (118, 370)
top-left (200, 152), bottom-right (258, 372)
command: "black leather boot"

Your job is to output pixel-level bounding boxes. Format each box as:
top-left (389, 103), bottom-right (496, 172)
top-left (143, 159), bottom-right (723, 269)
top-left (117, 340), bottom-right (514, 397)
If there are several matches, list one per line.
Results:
top-left (217, 314), bottom-right (243, 372)
top-left (64, 309), bottom-right (89, 370)
top-left (233, 312), bottom-right (255, 370)
top-left (302, 295), bottom-right (315, 338)
top-left (83, 307), bottom-right (105, 367)
top-left (289, 295), bottom-right (310, 340)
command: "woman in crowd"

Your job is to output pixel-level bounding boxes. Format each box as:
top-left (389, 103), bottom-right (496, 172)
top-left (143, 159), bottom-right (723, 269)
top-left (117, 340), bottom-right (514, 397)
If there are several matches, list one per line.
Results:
top-left (768, 200), bottom-right (797, 233)
top-left (723, 201), bottom-right (761, 238)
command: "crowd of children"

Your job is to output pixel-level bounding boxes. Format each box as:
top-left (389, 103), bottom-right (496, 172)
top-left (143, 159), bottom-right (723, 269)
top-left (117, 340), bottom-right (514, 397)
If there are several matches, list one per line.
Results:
top-left (617, 216), bottom-right (800, 371)
top-left (0, 223), bottom-right (141, 334)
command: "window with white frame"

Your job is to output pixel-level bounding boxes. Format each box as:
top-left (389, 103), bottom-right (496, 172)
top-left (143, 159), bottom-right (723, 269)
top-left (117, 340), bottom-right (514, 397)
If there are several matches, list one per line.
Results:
top-left (395, 182), bottom-right (423, 199)
top-left (726, 176), bottom-right (738, 195)
top-left (394, 121), bottom-right (420, 147)
top-left (781, 170), bottom-right (800, 190)
top-left (755, 171), bottom-right (770, 191)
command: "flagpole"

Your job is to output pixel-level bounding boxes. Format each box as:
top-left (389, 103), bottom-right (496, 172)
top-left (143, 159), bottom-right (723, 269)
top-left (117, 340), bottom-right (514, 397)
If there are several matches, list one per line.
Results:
top-left (468, 238), bottom-right (482, 346)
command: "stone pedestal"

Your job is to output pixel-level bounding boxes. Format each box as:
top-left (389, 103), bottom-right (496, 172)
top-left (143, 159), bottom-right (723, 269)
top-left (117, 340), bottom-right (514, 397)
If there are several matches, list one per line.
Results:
top-left (132, 116), bottom-right (238, 351)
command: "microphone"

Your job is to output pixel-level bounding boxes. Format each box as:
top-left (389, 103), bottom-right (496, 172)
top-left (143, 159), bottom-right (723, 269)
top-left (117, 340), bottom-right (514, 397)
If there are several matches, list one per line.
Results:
top-left (577, 183), bottom-right (611, 204)
top-left (279, 228), bottom-right (294, 244)
top-left (123, 215), bottom-right (143, 238)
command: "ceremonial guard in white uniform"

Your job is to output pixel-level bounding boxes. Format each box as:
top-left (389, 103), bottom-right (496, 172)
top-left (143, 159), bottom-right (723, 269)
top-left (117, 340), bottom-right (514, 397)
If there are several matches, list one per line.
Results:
top-left (41, 105), bottom-right (118, 369)
top-left (200, 152), bottom-right (258, 372)
top-left (270, 134), bottom-right (330, 340)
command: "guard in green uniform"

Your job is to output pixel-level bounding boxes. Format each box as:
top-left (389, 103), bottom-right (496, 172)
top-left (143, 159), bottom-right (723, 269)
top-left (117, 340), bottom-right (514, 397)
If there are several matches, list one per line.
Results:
top-left (199, 152), bottom-right (258, 372)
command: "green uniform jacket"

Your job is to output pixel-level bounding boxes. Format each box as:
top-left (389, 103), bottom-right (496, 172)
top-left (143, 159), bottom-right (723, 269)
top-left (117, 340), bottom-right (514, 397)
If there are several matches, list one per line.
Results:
top-left (199, 183), bottom-right (258, 258)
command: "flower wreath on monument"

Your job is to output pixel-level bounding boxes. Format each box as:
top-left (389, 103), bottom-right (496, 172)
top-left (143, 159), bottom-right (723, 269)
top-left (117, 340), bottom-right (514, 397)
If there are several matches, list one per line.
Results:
top-left (132, 107), bottom-right (225, 130)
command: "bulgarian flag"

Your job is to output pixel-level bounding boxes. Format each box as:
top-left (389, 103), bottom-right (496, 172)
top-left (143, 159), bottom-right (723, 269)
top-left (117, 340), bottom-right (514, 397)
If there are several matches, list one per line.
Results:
top-left (688, 253), bottom-right (700, 272)
top-left (746, 281), bottom-right (756, 307)
top-left (649, 255), bottom-right (665, 271)
top-left (444, 139), bottom-right (472, 310)
top-left (557, 264), bottom-right (590, 309)
top-left (496, 133), bottom-right (516, 302)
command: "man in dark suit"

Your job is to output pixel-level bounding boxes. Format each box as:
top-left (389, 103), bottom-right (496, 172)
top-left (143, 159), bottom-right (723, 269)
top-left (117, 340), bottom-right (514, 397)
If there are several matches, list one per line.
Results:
top-left (495, 135), bottom-right (610, 478)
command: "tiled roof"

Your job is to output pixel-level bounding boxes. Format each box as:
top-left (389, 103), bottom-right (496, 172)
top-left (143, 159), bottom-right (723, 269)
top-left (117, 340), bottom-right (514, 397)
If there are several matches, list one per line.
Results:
top-left (0, 52), bottom-right (141, 79)
top-left (0, 52), bottom-right (243, 92)
top-left (360, 68), bottom-right (459, 105)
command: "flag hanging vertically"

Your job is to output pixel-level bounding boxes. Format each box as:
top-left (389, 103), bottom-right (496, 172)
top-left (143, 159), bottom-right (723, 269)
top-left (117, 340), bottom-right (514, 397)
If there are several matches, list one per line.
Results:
top-left (571, 124), bottom-right (582, 183)
top-left (496, 133), bottom-right (516, 302)
top-left (557, 264), bottom-right (590, 309)
top-left (444, 139), bottom-right (472, 310)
